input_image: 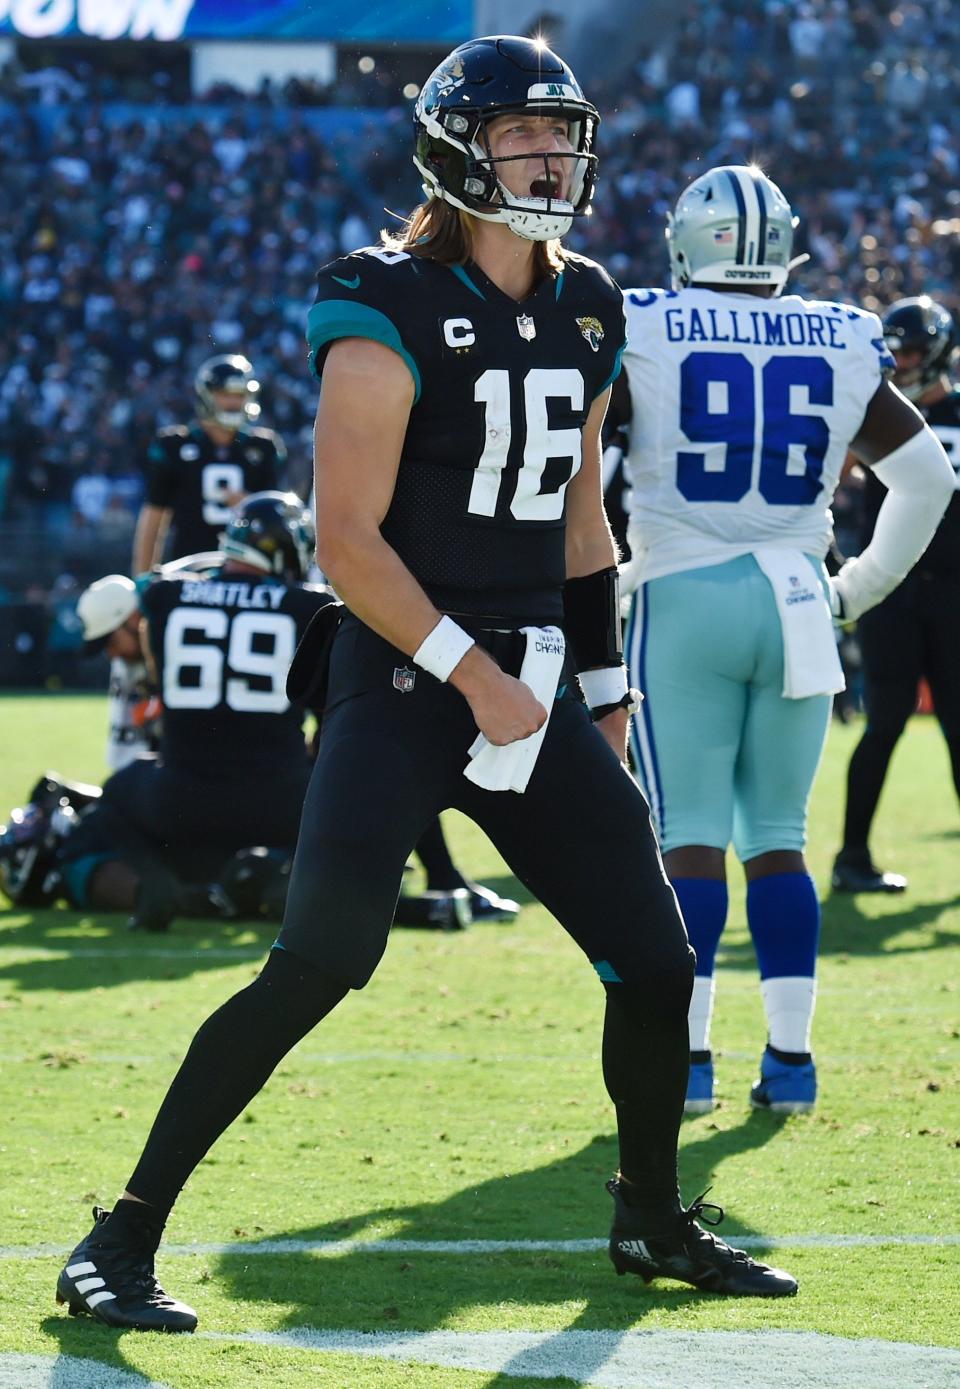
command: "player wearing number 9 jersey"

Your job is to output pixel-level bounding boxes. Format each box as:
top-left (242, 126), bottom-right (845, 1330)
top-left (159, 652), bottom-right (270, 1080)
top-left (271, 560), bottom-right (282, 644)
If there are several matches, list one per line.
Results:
top-left (615, 164), bottom-right (954, 1116)
top-left (55, 42), bottom-right (802, 1336)
top-left (132, 356), bottom-right (286, 575)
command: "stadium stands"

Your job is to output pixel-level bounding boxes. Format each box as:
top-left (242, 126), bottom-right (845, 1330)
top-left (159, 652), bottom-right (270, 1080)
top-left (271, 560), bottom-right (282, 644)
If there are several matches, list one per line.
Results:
top-left (1, 0), bottom-right (958, 675)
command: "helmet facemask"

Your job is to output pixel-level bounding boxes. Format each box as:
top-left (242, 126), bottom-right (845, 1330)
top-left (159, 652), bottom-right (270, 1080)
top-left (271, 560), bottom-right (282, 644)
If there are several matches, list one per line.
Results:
top-left (466, 111), bottom-right (593, 240)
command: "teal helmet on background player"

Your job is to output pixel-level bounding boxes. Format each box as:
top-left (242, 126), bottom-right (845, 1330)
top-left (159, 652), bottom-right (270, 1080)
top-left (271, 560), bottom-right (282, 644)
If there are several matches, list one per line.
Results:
top-left (219, 491), bottom-right (315, 581)
top-left (666, 165), bottom-right (798, 294)
top-left (413, 34), bottom-right (599, 241)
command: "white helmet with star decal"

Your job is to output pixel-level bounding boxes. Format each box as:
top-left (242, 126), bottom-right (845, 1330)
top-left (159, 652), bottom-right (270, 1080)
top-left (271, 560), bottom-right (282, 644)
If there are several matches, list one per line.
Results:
top-left (666, 165), bottom-right (799, 295)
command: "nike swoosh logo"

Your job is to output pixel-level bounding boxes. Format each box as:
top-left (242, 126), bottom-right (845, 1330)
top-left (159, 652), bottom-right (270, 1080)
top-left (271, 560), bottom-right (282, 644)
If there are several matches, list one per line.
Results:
top-left (332, 273), bottom-right (361, 289)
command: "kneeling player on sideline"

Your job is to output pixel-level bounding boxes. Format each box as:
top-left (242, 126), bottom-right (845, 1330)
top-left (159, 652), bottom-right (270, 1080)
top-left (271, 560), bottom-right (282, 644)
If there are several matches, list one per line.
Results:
top-left (614, 167), bottom-right (954, 1116)
top-left (55, 37), bottom-right (799, 1336)
top-left (2, 543), bottom-right (512, 932)
top-left (57, 493), bottom-right (332, 931)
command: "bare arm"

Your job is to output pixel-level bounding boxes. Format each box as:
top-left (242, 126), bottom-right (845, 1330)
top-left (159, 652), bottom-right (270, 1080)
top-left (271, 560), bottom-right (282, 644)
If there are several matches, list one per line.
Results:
top-left (139, 616), bottom-right (157, 689)
top-left (132, 504), bottom-right (171, 576)
top-left (848, 377), bottom-right (924, 464)
top-left (564, 388), bottom-right (629, 760)
top-left (313, 338), bottom-right (545, 745)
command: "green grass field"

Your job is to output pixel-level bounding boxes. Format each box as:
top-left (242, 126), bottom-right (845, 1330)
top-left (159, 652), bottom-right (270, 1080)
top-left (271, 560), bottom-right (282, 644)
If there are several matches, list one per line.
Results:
top-left (0, 693), bottom-right (958, 1388)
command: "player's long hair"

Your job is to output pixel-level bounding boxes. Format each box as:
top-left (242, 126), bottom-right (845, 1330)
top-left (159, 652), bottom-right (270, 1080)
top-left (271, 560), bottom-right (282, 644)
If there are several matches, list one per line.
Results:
top-left (382, 198), bottom-right (565, 277)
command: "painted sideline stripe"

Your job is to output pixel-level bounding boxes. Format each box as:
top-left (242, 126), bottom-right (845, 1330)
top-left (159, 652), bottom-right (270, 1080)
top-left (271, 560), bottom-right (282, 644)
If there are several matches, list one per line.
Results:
top-left (0, 1355), bottom-right (173, 1388)
top-left (0, 1047), bottom-right (874, 1065)
top-left (6, 1331), bottom-right (960, 1389)
top-left (5, 1050), bottom-right (598, 1065)
top-left (4, 1233), bottom-right (959, 1259)
top-left (0, 947), bottom-right (263, 960)
top-left (199, 1328), bottom-right (960, 1389)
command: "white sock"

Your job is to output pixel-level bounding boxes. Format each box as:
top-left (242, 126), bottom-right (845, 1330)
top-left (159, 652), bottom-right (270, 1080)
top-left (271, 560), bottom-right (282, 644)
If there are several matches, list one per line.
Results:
top-left (760, 976), bottom-right (816, 1054)
top-left (688, 975), bottom-right (716, 1053)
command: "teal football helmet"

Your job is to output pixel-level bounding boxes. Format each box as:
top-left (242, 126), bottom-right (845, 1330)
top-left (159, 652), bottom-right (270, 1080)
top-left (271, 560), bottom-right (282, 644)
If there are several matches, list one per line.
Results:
top-left (666, 165), bottom-right (798, 294)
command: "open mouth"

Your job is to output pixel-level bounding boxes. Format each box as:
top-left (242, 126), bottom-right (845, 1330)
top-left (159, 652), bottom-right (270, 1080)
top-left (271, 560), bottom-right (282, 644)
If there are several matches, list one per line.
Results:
top-left (529, 171), bottom-right (563, 201)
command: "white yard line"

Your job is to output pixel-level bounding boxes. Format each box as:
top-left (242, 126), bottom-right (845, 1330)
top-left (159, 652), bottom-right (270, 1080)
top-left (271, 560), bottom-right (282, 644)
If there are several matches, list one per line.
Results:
top-left (202, 1328), bottom-right (960, 1389)
top-left (0, 947), bottom-right (263, 959)
top-left (0, 1356), bottom-right (172, 1388)
top-left (0, 1045), bottom-right (875, 1064)
top-left (4, 1233), bottom-right (959, 1259)
top-left (2, 1049), bottom-right (595, 1064)
top-left (6, 1329), bottom-right (960, 1389)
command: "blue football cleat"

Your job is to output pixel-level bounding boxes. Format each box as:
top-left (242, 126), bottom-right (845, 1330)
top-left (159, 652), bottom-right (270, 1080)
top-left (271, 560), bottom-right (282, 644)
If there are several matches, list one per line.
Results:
top-left (684, 1057), bottom-right (715, 1114)
top-left (750, 1046), bottom-right (817, 1114)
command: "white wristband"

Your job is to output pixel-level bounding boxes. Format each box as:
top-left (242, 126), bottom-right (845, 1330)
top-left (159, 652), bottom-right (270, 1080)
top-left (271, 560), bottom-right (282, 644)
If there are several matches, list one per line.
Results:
top-left (413, 615), bottom-right (475, 683)
top-left (578, 664), bottom-right (628, 709)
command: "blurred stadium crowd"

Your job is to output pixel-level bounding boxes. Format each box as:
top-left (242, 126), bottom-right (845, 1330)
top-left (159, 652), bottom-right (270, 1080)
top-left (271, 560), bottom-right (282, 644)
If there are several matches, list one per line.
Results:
top-left (1, 0), bottom-right (959, 679)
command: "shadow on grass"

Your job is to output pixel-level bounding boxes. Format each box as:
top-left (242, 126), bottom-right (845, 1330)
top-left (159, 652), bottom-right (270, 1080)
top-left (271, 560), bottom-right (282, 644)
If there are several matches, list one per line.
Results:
top-left (705, 888), bottom-right (960, 975)
top-left (0, 862), bottom-right (533, 991)
top-left (35, 1317), bottom-right (160, 1386)
top-left (818, 890), bottom-right (960, 959)
top-left (0, 905), bottom-right (275, 992)
top-left (214, 1122), bottom-right (788, 1387)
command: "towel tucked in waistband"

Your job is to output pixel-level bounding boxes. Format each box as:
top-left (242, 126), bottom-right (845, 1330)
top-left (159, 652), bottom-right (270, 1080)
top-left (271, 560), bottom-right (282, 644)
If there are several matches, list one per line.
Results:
top-left (463, 625), bottom-right (565, 793)
top-left (753, 548), bottom-right (845, 699)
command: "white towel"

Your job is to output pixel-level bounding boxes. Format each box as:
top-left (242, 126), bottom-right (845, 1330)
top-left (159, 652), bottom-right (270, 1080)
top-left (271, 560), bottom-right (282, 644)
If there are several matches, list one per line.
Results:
top-left (753, 548), bottom-right (845, 699)
top-left (464, 626), bottom-right (565, 794)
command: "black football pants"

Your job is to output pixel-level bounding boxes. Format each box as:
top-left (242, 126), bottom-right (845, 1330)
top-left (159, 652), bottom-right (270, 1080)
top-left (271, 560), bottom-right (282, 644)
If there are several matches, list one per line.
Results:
top-left (100, 756), bottom-right (313, 857)
top-left (842, 569), bottom-right (960, 849)
top-left (280, 617), bottom-right (691, 990)
top-left (125, 616), bottom-right (694, 1215)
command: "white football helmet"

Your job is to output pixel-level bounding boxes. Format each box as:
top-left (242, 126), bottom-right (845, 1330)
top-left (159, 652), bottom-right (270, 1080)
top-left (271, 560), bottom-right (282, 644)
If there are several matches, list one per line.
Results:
top-left (666, 165), bottom-right (798, 294)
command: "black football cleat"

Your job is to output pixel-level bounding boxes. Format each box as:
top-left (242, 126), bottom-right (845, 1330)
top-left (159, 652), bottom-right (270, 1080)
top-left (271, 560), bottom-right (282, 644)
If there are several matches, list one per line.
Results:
top-left (393, 888), bottom-right (472, 930)
top-left (831, 849), bottom-right (907, 894)
top-left (606, 1179), bottom-right (798, 1297)
top-left (56, 1206), bottom-right (197, 1332)
top-left (465, 881), bottom-right (520, 923)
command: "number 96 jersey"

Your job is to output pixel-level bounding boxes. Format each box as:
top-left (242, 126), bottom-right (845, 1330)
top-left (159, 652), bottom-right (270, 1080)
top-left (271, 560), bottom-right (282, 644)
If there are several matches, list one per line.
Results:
top-left (307, 246), bottom-right (626, 626)
top-left (621, 287), bottom-right (894, 582)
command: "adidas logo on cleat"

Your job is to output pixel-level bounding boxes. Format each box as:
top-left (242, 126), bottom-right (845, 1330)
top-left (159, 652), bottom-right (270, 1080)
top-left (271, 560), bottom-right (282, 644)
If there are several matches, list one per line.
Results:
top-left (59, 1258), bottom-right (117, 1313)
top-left (616, 1238), bottom-right (657, 1266)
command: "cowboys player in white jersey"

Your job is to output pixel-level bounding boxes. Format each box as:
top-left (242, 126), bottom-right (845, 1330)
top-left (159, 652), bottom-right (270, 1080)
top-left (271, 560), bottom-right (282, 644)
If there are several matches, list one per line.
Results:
top-left (614, 166), bottom-right (954, 1114)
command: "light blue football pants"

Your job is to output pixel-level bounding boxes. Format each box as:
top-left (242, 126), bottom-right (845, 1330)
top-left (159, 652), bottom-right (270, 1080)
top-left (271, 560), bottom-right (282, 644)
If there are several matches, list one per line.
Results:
top-left (625, 554), bottom-right (832, 861)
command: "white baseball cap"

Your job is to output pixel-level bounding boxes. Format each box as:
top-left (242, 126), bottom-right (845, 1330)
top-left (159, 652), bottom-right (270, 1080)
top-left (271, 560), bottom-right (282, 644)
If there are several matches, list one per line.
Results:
top-left (77, 575), bottom-right (139, 653)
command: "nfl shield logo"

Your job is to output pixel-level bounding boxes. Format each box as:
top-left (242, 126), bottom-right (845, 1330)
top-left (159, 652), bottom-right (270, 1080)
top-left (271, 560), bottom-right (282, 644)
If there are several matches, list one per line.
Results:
top-left (516, 314), bottom-right (536, 341)
top-left (393, 666), bottom-right (416, 693)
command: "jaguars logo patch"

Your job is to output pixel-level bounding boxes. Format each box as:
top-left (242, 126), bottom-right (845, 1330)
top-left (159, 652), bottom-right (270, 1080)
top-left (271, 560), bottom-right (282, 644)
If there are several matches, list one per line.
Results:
top-left (576, 316), bottom-right (604, 352)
